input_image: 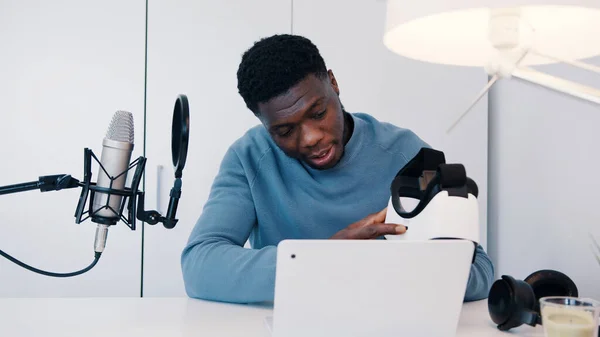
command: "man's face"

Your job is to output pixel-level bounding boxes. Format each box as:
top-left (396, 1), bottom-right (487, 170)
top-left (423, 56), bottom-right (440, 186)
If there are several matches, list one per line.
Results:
top-left (257, 70), bottom-right (346, 170)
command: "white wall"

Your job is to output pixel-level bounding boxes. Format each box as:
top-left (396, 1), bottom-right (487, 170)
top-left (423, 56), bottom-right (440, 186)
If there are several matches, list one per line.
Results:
top-left (488, 56), bottom-right (600, 300)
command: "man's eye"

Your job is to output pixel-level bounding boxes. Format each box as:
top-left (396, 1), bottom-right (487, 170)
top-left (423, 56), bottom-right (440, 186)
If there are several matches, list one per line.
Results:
top-left (277, 127), bottom-right (292, 137)
top-left (314, 110), bottom-right (326, 119)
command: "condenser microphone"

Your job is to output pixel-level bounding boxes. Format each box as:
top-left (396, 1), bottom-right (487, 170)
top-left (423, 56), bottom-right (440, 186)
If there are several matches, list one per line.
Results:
top-left (91, 111), bottom-right (134, 226)
top-left (0, 94), bottom-right (188, 278)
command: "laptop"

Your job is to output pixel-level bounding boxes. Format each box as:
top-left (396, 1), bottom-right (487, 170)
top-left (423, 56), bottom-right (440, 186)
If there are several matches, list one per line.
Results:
top-left (264, 239), bottom-right (474, 337)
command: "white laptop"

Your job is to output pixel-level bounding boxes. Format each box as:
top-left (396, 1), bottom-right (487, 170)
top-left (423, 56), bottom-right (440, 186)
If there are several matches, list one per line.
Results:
top-left (264, 239), bottom-right (474, 337)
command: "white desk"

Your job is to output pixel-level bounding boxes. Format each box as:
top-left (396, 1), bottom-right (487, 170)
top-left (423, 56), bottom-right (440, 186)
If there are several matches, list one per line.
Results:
top-left (0, 297), bottom-right (544, 337)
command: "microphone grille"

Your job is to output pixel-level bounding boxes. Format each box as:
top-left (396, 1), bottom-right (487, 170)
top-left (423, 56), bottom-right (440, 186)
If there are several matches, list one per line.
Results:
top-left (106, 110), bottom-right (134, 144)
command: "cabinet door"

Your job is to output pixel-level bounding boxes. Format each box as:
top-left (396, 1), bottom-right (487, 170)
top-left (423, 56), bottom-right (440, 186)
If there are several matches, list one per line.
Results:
top-left (0, 1), bottom-right (146, 297)
top-left (143, 0), bottom-right (291, 297)
top-left (293, 0), bottom-right (490, 249)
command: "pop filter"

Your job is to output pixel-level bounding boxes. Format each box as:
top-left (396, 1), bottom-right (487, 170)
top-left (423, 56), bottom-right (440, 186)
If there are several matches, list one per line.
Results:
top-left (158, 94), bottom-right (190, 229)
top-left (172, 94), bottom-right (189, 179)
top-left (131, 94), bottom-right (190, 229)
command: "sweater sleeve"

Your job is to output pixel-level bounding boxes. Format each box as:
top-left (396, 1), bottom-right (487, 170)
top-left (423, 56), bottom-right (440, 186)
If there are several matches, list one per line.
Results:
top-left (463, 244), bottom-right (495, 302)
top-left (181, 146), bottom-right (276, 303)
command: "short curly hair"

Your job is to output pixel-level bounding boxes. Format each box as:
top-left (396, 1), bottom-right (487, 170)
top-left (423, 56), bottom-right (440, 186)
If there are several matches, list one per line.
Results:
top-left (236, 34), bottom-right (328, 115)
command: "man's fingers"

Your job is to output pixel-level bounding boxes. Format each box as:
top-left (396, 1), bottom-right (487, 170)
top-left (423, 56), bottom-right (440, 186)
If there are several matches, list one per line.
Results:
top-left (380, 223), bottom-right (407, 235)
top-left (357, 223), bottom-right (406, 239)
top-left (375, 208), bottom-right (387, 223)
top-left (330, 223), bottom-right (407, 240)
top-left (364, 207), bottom-right (387, 226)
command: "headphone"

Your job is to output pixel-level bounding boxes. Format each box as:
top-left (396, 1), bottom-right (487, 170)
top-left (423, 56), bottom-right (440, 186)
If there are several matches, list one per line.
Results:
top-left (488, 269), bottom-right (579, 331)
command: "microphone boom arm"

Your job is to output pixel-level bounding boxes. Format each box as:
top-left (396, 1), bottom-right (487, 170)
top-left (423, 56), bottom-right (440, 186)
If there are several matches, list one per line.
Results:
top-left (0, 147), bottom-right (180, 230)
top-left (0, 174), bottom-right (81, 195)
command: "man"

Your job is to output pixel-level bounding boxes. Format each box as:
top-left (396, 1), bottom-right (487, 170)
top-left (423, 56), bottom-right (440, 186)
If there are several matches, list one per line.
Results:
top-left (181, 34), bottom-right (494, 304)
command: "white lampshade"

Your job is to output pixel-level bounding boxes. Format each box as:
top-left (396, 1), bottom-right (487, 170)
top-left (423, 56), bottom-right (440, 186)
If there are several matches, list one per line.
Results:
top-left (383, 0), bottom-right (600, 67)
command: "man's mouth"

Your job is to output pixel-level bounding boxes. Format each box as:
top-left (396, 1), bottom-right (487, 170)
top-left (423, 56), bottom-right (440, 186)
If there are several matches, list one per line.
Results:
top-left (307, 145), bottom-right (335, 167)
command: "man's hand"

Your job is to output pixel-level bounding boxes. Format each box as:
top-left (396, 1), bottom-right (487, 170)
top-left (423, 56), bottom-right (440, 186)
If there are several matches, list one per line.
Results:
top-left (330, 208), bottom-right (407, 240)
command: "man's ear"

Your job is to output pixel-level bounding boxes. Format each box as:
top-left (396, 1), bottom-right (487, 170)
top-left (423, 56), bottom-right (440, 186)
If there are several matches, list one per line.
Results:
top-left (328, 69), bottom-right (340, 95)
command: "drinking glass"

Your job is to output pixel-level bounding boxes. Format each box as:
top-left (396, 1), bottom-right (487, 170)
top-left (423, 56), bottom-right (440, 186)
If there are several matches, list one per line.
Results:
top-left (540, 296), bottom-right (600, 337)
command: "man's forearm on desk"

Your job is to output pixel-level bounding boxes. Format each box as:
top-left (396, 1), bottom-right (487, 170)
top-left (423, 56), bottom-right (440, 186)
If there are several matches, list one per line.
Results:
top-left (181, 240), bottom-right (277, 304)
top-left (464, 245), bottom-right (495, 302)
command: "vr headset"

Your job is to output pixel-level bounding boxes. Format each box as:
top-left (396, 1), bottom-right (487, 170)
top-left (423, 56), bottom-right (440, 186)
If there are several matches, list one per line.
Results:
top-left (386, 147), bottom-right (480, 246)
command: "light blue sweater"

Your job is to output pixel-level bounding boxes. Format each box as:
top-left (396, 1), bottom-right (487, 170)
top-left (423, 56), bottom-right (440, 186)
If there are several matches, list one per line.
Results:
top-left (181, 112), bottom-right (494, 303)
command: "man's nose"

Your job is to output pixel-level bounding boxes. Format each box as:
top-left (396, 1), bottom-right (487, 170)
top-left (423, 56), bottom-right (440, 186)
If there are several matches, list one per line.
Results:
top-left (299, 124), bottom-right (324, 149)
